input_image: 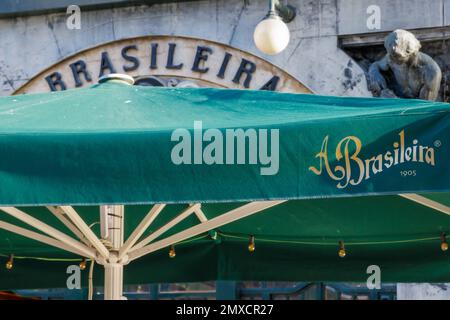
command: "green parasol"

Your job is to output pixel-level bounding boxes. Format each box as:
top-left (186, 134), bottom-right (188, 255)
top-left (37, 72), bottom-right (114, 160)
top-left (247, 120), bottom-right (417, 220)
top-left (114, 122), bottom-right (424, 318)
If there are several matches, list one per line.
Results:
top-left (0, 75), bottom-right (449, 298)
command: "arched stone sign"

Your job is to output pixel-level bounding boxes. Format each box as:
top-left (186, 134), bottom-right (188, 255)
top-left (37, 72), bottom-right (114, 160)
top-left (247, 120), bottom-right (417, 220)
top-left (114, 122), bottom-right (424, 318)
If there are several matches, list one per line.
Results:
top-left (14, 35), bottom-right (312, 94)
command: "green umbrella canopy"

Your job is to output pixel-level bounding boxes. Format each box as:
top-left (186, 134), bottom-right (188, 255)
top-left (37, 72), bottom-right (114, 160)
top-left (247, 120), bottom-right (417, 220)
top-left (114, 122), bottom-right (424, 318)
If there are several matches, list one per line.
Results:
top-left (0, 81), bottom-right (449, 204)
top-left (0, 81), bottom-right (450, 290)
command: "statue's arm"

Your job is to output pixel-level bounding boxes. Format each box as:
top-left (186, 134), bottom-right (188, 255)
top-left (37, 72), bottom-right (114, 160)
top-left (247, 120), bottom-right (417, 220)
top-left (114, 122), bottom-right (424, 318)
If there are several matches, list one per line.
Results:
top-left (419, 58), bottom-right (442, 101)
top-left (368, 56), bottom-right (390, 96)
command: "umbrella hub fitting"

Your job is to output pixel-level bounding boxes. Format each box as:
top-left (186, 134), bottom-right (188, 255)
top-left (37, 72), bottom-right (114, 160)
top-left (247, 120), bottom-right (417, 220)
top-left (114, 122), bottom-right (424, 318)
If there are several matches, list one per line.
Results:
top-left (96, 252), bottom-right (130, 266)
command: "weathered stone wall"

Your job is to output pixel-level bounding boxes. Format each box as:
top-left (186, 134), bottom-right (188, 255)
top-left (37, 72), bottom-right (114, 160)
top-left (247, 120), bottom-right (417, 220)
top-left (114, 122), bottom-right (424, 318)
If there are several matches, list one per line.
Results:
top-left (397, 283), bottom-right (450, 300)
top-left (337, 0), bottom-right (450, 35)
top-left (0, 0), bottom-right (370, 97)
top-left (2, 0), bottom-right (449, 98)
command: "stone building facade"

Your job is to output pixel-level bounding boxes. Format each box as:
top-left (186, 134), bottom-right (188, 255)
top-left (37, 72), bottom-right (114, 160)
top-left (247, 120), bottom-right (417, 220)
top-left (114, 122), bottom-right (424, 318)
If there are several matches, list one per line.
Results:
top-left (1, 0), bottom-right (450, 299)
top-left (3, 0), bottom-right (450, 99)
top-left (0, 0), bottom-right (370, 96)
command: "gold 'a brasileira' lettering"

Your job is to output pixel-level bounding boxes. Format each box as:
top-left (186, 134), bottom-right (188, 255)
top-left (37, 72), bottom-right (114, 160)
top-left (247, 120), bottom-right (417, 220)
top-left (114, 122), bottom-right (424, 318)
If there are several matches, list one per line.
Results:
top-left (309, 130), bottom-right (436, 189)
top-left (335, 136), bottom-right (364, 189)
top-left (308, 135), bottom-right (345, 182)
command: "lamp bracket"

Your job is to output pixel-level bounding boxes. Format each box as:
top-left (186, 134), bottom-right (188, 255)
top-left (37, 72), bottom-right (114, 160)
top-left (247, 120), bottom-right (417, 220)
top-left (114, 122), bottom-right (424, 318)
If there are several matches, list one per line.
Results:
top-left (269, 0), bottom-right (296, 23)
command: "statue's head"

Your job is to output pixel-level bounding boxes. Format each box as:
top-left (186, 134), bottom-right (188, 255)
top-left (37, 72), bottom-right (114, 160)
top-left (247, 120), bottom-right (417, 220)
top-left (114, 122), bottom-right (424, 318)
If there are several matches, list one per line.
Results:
top-left (384, 29), bottom-right (421, 64)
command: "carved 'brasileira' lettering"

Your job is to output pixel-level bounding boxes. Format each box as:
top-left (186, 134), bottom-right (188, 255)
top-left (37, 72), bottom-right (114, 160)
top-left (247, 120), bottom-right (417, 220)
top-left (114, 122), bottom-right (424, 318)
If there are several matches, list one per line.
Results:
top-left (43, 41), bottom-right (284, 92)
top-left (309, 130), bottom-right (436, 189)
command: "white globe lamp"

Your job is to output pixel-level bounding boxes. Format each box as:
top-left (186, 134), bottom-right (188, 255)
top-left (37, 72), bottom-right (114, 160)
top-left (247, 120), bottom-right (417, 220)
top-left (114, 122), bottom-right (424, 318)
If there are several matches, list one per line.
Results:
top-left (253, 0), bottom-right (296, 55)
top-left (254, 15), bottom-right (290, 55)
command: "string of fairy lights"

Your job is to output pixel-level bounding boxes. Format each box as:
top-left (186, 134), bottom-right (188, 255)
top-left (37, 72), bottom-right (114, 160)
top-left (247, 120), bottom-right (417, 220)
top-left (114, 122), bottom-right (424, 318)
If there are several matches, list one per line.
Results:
top-left (1, 253), bottom-right (87, 271)
top-left (1, 232), bottom-right (449, 270)
top-left (165, 232), bottom-right (450, 260)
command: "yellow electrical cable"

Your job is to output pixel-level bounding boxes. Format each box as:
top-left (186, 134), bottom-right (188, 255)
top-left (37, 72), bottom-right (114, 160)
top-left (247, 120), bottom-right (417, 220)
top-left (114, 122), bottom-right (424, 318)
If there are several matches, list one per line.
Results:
top-left (173, 234), bottom-right (210, 246)
top-left (88, 259), bottom-right (95, 301)
top-left (0, 234), bottom-right (209, 263)
top-left (0, 230), bottom-right (442, 263)
top-left (216, 232), bottom-right (444, 246)
top-left (0, 253), bottom-right (82, 262)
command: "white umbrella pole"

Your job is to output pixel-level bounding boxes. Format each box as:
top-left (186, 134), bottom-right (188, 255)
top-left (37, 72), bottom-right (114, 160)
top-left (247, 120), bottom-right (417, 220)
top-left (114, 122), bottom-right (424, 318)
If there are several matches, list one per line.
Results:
top-left (100, 205), bottom-right (126, 300)
top-left (104, 262), bottom-right (124, 300)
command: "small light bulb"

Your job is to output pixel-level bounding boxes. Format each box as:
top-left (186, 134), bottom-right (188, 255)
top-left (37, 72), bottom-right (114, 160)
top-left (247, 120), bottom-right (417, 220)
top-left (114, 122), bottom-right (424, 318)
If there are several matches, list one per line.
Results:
top-left (338, 241), bottom-right (346, 258)
top-left (5, 254), bottom-right (13, 270)
top-left (79, 258), bottom-right (87, 270)
top-left (169, 245), bottom-right (176, 258)
top-left (441, 233), bottom-right (448, 251)
top-left (248, 235), bottom-right (255, 252)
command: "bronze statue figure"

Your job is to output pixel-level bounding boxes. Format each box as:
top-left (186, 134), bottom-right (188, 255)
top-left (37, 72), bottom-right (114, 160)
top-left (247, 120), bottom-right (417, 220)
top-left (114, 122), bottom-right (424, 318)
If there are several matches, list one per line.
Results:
top-left (368, 29), bottom-right (442, 101)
